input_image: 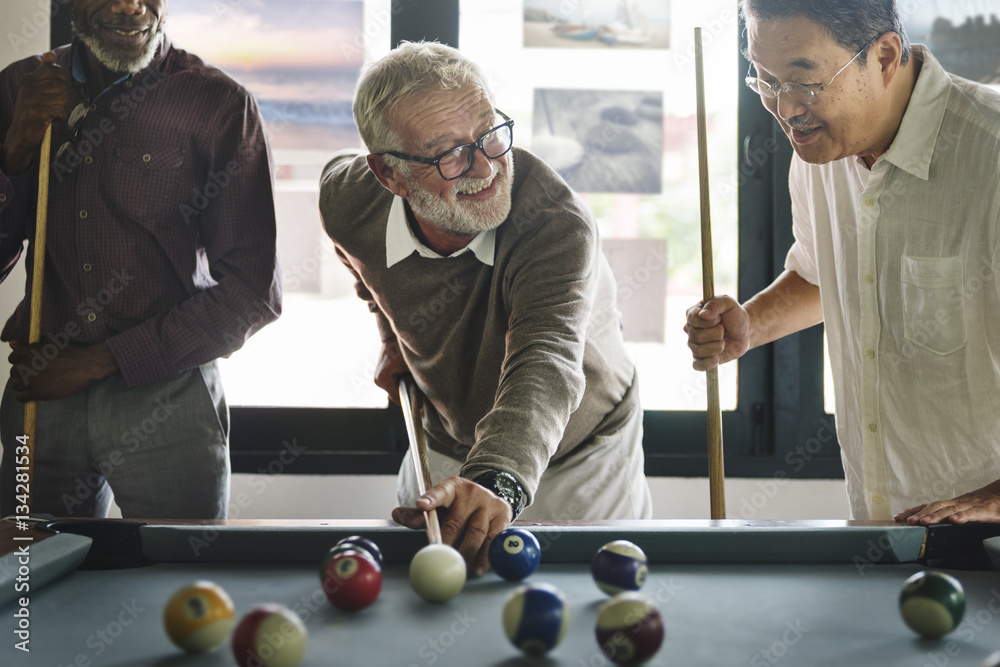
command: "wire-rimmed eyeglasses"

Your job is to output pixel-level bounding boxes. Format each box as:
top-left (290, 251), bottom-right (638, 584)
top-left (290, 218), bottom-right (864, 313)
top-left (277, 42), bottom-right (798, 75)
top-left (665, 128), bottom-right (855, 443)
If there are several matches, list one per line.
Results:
top-left (745, 35), bottom-right (880, 106)
top-left (384, 109), bottom-right (514, 181)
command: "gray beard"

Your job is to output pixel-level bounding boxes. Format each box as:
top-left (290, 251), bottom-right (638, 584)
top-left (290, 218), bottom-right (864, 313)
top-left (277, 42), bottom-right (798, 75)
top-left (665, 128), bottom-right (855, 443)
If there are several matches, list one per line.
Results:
top-left (74, 22), bottom-right (164, 74)
top-left (403, 155), bottom-right (514, 237)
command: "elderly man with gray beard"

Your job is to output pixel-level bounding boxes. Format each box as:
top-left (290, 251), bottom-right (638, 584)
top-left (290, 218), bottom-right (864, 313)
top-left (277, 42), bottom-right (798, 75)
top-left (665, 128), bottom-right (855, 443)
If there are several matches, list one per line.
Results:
top-left (320, 41), bottom-right (652, 577)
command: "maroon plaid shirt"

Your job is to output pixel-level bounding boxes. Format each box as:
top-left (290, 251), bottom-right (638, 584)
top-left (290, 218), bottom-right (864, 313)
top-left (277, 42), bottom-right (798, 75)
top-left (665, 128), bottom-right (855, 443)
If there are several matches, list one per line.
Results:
top-left (0, 38), bottom-right (281, 387)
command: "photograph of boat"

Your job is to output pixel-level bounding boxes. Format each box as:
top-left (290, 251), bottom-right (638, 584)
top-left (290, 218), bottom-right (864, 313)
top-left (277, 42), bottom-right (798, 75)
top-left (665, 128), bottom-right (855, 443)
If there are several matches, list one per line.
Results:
top-left (524, 0), bottom-right (670, 49)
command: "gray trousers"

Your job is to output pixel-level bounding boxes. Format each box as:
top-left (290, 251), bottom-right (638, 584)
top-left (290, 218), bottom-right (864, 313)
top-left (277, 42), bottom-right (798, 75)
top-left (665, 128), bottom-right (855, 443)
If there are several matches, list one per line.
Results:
top-left (0, 362), bottom-right (230, 519)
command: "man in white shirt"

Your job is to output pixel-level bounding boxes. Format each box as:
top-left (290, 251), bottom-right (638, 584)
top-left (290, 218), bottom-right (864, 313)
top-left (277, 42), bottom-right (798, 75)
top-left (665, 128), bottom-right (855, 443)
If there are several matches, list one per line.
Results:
top-left (685, 0), bottom-right (1000, 523)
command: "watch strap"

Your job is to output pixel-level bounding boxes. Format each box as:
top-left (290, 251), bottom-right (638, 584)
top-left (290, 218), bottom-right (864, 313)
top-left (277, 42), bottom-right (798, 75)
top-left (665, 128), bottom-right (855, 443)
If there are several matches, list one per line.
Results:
top-left (472, 471), bottom-right (525, 520)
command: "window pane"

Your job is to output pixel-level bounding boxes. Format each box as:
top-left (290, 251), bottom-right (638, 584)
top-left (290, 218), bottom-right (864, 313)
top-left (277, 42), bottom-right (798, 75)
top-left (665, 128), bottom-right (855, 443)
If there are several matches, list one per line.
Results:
top-left (169, 0), bottom-right (393, 407)
top-left (464, 0), bottom-right (739, 410)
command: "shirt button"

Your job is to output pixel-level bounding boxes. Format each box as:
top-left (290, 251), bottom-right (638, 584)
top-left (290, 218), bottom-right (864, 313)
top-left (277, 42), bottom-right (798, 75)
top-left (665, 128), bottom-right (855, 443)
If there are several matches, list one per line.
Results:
top-left (0, 193), bottom-right (6, 202)
top-left (125, 81), bottom-right (133, 89)
top-left (89, 103), bottom-right (97, 112)
top-left (84, 156), bottom-right (93, 165)
top-left (864, 274), bottom-right (874, 284)
top-left (866, 349), bottom-right (875, 359)
top-left (83, 263), bottom-right (92, 272)
top-left (868, 423), bottom-right (878, 432)
top-left (864, 198), bottom-right (875, 207)
top-left (87, 313), bottom-right (96, 322)
top-left (872, 494), bottom-right (884, 504)
top-left (79, 210), bottom-right (88, 219)
top-left (142, 153), bottom-right (152, 163)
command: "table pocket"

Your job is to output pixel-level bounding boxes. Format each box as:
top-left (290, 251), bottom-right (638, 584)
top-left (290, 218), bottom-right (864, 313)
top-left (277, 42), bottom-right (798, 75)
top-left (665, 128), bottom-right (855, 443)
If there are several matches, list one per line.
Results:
top-left (900, 255), bottom-right (966, 355)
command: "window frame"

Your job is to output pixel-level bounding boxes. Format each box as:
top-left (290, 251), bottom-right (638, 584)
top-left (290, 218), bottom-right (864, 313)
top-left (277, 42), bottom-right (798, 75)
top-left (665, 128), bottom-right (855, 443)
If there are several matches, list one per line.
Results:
top-left (51, 1), bottom-right (843, 480)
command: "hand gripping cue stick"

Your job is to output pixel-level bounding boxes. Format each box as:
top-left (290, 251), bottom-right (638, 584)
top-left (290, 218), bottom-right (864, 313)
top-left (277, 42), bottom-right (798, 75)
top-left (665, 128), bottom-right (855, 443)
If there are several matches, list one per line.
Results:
top-left (695, 27), bottom-right (726, 519)
top-left (24, 124), bottom-right (53, 513)
top-left (398, 375), bottom-right (443, 544)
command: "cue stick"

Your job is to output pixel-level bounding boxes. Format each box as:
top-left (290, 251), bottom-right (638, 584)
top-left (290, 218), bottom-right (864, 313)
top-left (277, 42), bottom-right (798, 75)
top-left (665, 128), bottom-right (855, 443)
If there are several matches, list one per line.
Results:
top-left (24, 124), bottom-right (53, 512)
top-left (398, 375), bottom-right (443, 544)
top-left (695, 27), bottom-right (726, 520)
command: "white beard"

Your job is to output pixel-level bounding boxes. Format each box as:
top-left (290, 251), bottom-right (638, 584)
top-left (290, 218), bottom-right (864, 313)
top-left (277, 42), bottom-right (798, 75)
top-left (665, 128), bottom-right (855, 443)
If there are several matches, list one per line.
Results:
top-left (403, 154), bottom-right (514, 237)
top-left (75, 22), bottom-right (164, 74)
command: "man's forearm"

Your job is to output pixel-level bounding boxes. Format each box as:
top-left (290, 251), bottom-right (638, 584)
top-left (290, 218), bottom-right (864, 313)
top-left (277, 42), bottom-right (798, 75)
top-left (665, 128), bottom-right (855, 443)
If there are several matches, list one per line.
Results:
top-left (744, 270), bottom-right (824, 351)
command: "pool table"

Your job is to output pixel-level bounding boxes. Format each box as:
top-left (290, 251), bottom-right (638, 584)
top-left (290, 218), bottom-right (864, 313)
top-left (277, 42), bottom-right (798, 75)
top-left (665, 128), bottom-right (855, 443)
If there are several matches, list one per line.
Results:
top-left (2, 519), bottom-right (999, 666)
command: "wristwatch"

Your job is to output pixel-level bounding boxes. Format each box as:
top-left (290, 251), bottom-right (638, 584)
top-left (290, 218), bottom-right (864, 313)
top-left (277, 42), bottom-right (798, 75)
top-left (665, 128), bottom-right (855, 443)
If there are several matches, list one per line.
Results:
top-left (473, 471), bottom-right (525, 520)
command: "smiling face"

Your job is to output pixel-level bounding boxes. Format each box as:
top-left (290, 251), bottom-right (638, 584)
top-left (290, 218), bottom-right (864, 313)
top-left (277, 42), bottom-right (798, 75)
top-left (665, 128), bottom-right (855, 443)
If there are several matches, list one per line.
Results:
top-left (73, 0), bottom-right (167, 74)
top-left (747, 16), bottom-right (891, 165)
top-left (382, 85), bottom-right (514, 239)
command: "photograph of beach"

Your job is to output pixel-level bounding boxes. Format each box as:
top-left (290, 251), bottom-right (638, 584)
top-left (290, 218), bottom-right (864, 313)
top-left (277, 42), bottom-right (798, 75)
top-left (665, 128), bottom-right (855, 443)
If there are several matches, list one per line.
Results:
top-left (168, 0), bottom-right (364, 153)
top-left (524, 0), bottom-right (671, 49)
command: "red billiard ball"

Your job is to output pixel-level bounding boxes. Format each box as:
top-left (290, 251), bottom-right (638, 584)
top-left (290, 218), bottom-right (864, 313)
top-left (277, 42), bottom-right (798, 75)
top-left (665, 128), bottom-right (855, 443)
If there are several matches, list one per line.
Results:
top-left (592, 540), bottom-right (648, 596)
top-left (320, 550), bottom-right (382, 612)
top-left (232, 604), bottom-right (307, 667)
top-left (595, 592), bottom-right (665, 666)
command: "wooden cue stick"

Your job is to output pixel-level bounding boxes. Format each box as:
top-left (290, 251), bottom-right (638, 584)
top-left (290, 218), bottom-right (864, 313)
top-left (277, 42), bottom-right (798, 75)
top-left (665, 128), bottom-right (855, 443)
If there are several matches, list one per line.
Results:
top-left (694, 27), bottom-right (726, 520)
top-left (24, 124), bottom-right (53, 511)
top-left (398, 375), bottom-right (443, 544)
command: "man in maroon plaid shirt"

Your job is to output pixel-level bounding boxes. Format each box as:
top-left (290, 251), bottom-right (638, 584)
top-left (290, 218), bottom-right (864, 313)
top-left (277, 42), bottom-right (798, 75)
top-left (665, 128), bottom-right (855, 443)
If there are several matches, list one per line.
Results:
top-left (0, 0), bottom-right (281, 518)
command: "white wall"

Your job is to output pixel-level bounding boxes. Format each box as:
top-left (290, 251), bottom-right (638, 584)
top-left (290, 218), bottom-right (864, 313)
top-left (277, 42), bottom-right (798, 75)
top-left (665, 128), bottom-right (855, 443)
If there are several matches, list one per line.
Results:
top-left (0, 2), bottom-right (851, 522)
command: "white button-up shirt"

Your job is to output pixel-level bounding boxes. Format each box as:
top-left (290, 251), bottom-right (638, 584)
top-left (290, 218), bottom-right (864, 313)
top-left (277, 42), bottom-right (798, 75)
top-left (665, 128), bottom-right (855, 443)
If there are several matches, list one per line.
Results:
top-left (786, 46), bottom-right (1000, 520)
top-left (385, 195), bottom-right (496, 268)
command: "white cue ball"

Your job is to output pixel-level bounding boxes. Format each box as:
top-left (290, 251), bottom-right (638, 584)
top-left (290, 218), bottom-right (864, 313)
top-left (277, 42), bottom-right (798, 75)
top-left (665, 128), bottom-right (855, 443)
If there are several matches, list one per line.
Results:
top-left (409, 543), bottom-right (466, 602)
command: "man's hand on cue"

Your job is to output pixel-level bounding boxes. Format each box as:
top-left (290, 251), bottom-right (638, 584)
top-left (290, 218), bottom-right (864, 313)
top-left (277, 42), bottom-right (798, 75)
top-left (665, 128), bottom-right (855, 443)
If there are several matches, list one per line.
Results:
top-left (9, 340), bottom-right (119, 401)
top-left (374, 339), bottom-right (408, 404)
top-left (392, 475), bottom-right (513, 577)
top-left (895, 480), bottom-right (1000, 525)
top-left (1, 51), bottom-right (67, 176)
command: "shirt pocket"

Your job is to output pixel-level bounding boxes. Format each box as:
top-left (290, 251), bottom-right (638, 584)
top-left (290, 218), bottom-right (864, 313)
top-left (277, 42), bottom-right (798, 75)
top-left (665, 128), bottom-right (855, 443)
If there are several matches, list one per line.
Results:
top-left (107, 143), bottom-right (186, 225)
top-left (900, 255), bottom-right (966, 355)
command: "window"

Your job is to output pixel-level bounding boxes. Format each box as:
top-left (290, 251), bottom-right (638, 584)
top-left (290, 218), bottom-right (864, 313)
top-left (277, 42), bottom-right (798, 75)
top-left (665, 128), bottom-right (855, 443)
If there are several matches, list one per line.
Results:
top-left (49, 1), bottom-right (854, 478)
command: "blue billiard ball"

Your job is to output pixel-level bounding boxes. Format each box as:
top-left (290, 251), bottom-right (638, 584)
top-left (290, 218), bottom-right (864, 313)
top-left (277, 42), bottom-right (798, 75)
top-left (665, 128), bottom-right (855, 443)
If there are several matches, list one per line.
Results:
top-left (489, 528), bottom-right (541, 581)
top-left (334, 535), bottom-right (384, 569)
top-left (502, 583), bottom-right (569, 656)
top-left (592, 540), bottom-right (648, 596)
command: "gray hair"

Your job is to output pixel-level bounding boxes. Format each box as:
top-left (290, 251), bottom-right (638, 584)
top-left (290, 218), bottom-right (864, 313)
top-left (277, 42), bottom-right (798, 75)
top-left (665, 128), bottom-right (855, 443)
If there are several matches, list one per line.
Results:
top-left (353, 41), bottom-right (495, 154)
top-left (740, 0), bottom-right (911, 66)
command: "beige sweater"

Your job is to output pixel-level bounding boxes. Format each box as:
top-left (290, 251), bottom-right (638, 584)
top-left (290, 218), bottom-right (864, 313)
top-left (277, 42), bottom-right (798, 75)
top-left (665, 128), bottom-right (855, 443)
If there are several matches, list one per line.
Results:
top-left (320, 147), bottom-right (637, 503)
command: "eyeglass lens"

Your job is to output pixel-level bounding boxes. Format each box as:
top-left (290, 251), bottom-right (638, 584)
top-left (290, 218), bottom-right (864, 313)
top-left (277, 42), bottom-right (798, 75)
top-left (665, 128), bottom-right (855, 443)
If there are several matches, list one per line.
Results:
top-left (438, 123), bottom-right (512, 179)
top-left (56, 102), bottom-right (91, 160)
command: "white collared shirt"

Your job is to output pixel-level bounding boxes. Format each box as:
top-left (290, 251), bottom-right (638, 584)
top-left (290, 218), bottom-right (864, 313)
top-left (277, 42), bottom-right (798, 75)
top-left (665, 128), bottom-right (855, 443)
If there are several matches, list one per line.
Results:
top-left (385, 195), bottom-right (496, 268)
top-left (786, 46), bottom-right (1000, 519)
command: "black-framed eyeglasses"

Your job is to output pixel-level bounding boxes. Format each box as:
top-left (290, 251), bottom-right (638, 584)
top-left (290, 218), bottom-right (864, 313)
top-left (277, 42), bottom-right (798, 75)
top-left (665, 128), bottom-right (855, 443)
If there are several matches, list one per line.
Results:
top-left (384, 109), bottom-right (514, 180)
top-left (55, 101), bottom-right (90, 161)
top-left (745, 35), bottom-right (880, 106)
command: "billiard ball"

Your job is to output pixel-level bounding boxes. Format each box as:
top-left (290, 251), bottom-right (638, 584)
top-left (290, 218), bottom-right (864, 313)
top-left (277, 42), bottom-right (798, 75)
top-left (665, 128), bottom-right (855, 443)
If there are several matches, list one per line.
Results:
top-left (163, 580), bottom-right (235, 653)
top-left (333, 535), bottom-right (384, 569)
top-left (595, 592), bottom-right (665, 665)
top-left (409, 543), bottom-right (466, 602)
top-left (899, 570), bottom-right (966, 639)
top-left (320, 550), bottom-right (382, 612)
top-left (502, 582), bottom-right (570, 656)
top-left (592, 540), bottom-right (648, 596)
top-left (232, 604), bottom-right (307, 667)
top-left (489, 528), bottom-right (541, 581)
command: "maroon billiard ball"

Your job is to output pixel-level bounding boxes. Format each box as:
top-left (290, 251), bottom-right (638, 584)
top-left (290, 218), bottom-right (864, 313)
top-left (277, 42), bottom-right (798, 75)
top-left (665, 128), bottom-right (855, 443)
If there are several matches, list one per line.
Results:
top-left (232, 604), bottom-right (307, 667)
top-left (320, 550), bottom-right (382, 612)
top-left (595, 592), bottom-right (664, 666)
